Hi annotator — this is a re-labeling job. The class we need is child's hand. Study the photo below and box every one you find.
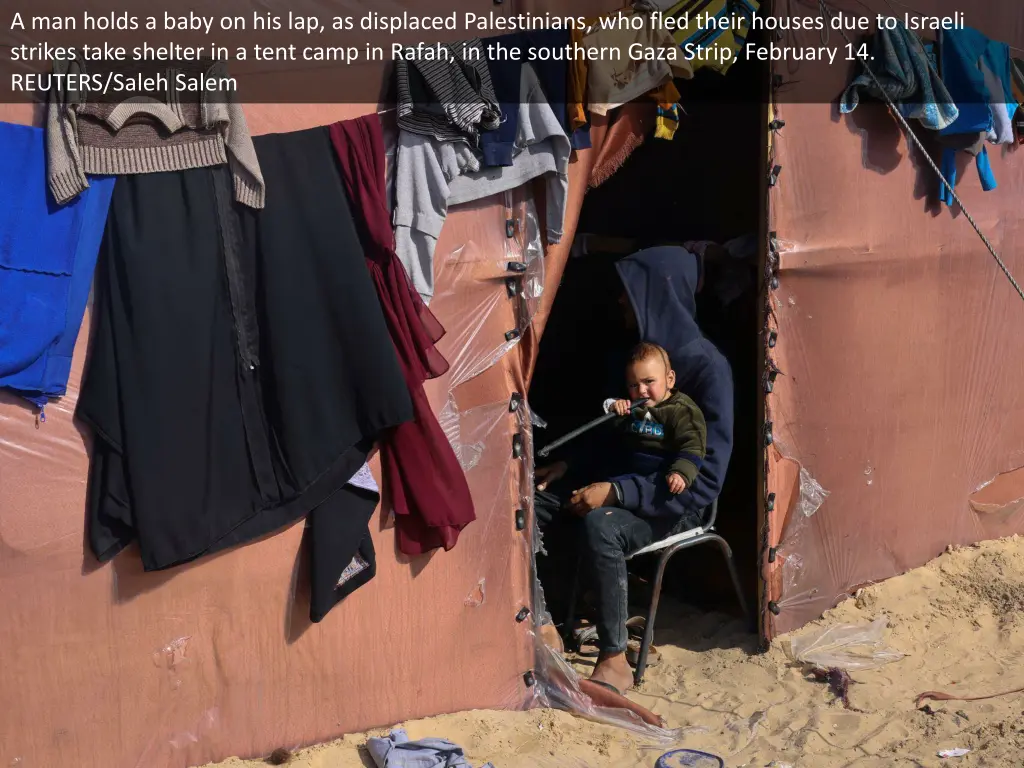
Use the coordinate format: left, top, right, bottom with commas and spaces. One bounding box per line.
612, 399, 632, 416
667, 473, 687, 494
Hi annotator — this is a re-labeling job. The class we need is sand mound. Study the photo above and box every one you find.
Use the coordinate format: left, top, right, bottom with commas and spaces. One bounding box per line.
205, 535, 1024, 768
937, 546, 1024, 626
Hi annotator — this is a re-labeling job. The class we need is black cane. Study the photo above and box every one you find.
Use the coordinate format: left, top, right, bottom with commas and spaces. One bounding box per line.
536, 399, 647, 459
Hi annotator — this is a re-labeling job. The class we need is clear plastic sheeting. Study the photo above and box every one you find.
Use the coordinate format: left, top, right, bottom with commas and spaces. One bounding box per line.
131, 636, 223, 768
780, 553, 805, 600
794, 467, 829, 519
724, 710, 767, 756
783, 617, 904, 672
768, 447, 837, 614
969, 466, 1024, 523
527, 635, 689, 744
442, 400, 519, 474
970, 495, 1024, 518
433, 191, 544, 472
464, 578, 487, 608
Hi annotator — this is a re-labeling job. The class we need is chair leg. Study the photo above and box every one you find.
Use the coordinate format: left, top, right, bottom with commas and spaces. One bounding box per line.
633, 549, 671, 686
708, 534, 750, 624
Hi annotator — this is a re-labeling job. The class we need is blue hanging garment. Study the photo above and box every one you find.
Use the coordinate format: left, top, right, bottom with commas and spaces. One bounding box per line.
0, 121, 115, 408
937, 27, 1014, 205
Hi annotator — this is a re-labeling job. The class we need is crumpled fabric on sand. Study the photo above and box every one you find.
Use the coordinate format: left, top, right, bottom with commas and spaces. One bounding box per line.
366, 728, 495, 768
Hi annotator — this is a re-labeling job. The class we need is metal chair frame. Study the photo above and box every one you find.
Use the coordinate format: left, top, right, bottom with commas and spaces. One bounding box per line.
563, 498, 750, 686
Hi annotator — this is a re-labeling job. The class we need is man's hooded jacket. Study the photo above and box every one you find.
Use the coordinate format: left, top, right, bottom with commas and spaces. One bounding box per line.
611, 246, 735, 522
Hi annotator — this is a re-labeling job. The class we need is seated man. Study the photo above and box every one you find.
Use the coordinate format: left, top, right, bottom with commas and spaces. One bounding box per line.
534, 245, 735, 695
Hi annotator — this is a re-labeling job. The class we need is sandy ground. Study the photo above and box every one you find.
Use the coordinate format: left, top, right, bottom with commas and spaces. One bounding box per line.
206, 536, 1024, 768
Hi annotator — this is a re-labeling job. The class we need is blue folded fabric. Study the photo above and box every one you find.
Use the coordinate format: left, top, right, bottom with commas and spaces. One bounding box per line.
0, 121, 115, 409
839, 21, 958, 131
571, 123, 592, 150
366, 728, 495, 768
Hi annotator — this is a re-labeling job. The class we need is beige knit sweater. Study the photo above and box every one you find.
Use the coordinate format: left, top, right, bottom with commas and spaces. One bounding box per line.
46, 58, 264, 208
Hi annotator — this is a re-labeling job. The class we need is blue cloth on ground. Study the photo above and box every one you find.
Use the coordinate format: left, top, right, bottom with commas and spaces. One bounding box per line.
365, 728, 495, 768
0, 121, 115, 408
937, 27, 1013, 205
839, 21, 958, 131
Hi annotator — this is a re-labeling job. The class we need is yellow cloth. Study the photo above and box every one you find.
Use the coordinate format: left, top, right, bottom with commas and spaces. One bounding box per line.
665, 0, 759, 75
649, 81, 681, 140
655, 104, 681, 140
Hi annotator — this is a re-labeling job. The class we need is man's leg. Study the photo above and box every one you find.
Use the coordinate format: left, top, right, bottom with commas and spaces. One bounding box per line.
533, 489, 576, 651
582, 506, 656, 692
533, 488, 563, 529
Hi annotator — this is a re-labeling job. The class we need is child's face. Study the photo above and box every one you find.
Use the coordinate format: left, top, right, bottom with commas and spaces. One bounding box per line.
626, 357, 676, 407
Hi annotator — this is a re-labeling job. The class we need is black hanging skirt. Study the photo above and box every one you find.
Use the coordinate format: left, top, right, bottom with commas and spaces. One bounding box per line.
79, 127, 413, 621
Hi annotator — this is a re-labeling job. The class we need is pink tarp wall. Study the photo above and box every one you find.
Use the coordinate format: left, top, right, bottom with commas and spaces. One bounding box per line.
0, 85, 620, 764
763, 1, 1024, 637
0, 0, 632, 761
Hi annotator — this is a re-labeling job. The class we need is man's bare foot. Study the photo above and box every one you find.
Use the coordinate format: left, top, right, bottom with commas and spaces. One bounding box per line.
538, 623, 564, 653
589, 651, 633, 694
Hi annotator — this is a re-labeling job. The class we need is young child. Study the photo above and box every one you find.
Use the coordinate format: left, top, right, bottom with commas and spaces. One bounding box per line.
603, 342, 707, 502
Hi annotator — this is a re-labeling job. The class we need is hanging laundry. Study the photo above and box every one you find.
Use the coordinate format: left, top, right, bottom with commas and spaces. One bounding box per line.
648, 81, 684, 140
980, 55, 1017, 145
366, 729, 494, 768
482, 28, 579, 165
1012, 59, 1024, 142
663, 0, 759, 75
46, 58, 263, 207
655, 103, 682, 140
584, 9, 694, 117
308, 486, 382, 622
588, 101, 658, 188
0, 121, 115, 409
567, 28, 592, 149
936, 27, 1015, 205
79, 126, 413, 623
839, 21, 959, 131
329, 115, 476, 557
395, 38, 500, 145
394, 62, 571, 304
569, 8, 683, 148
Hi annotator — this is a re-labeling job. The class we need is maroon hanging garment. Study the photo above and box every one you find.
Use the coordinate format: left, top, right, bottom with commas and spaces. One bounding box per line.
329, 116, 476, 555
